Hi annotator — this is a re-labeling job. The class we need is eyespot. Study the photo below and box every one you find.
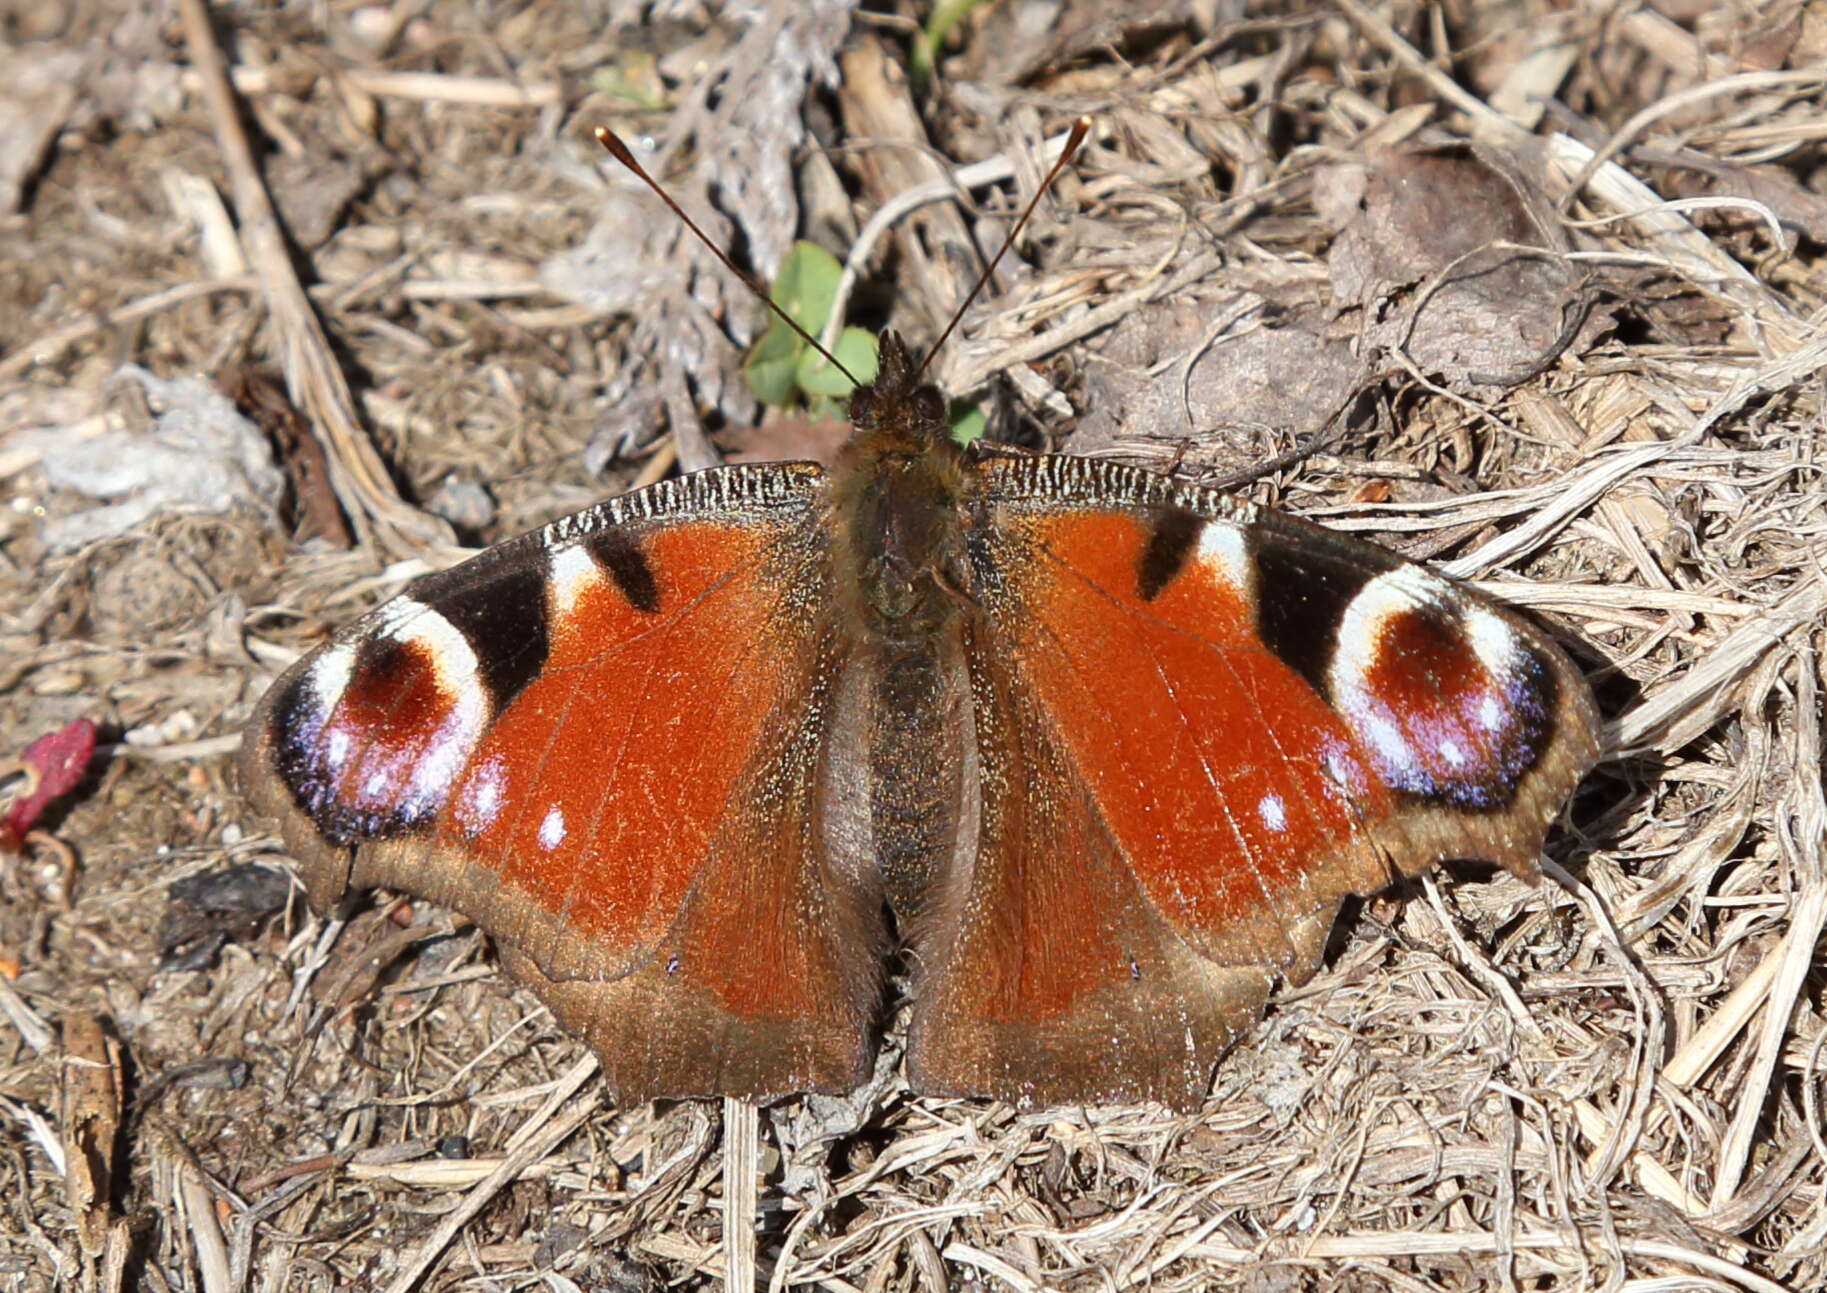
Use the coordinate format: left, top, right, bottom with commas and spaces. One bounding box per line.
912, 386, 945, 423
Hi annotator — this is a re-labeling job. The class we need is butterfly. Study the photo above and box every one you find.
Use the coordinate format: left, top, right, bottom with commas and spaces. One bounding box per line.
240, 314, 1600, 1110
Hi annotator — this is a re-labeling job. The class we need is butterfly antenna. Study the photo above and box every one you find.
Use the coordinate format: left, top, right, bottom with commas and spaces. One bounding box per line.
916, 115, 1092, 379
594, 126, 859, 387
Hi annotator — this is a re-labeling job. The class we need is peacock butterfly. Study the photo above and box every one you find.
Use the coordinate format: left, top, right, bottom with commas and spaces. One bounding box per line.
239, 127, 1600, 1111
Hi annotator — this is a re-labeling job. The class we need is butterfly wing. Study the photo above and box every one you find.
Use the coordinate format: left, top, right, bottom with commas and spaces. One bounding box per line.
241, 465, 886, 1103
906, 453, 1600, 1108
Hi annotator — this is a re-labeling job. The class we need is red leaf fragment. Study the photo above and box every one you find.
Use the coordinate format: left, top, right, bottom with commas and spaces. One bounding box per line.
2, 718, 98, 852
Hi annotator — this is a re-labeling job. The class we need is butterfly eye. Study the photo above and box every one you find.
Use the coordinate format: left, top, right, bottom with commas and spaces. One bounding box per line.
849, 387, 875, 423
912, 387, 945, 424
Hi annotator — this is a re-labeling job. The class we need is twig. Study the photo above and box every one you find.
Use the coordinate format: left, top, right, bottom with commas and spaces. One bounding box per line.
1334, 0, 1800, 343
724, 1098, 759, 1293
176, 0, 449, 554
156, 1127, 233, 1293
946, 251, 1220, 394
181, 64, 560, 108
1556, 69, 1827, 216
327, 69, 559, 108
1440, 440, 1680, 581
102, 734, 241, 765
0, 975, 53, 1053
1611, 574, 1826, 755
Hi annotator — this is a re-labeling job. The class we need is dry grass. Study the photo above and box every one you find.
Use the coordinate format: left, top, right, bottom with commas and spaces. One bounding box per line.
3, 1, 1826, 1290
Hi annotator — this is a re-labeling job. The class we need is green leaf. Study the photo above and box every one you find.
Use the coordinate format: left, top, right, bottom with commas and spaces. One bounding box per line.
910, 0, 996, 89
834, 327, 879, 386
744, 242, 852, 408
949, 402, 987, 444
590, 52, 669, 110
798, 326, 878, 398
743, 320, 802, 407
771, 242, 842, 334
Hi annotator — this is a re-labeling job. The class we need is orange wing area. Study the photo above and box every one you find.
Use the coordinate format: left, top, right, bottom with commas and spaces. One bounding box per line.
974, 507, 1396, 965
241, 467, 886, 1102
906, 455, 1597, 1108
904, 626, 1310, 1107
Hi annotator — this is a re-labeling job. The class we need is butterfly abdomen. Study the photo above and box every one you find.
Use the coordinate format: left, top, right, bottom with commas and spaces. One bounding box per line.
859, 633, 972, 915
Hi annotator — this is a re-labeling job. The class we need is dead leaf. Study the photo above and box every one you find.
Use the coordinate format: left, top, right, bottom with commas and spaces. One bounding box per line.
220, 366, 353, 549
719, 418, 853, 467
157, 862, 293, 972
1322, 143, 1592, 387
1678, 164, 1827, 249
1075, 293, 1356, 469
951, 0, 1192, 87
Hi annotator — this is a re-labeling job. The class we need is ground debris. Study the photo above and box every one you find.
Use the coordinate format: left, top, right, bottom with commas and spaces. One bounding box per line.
1, 2, 1823, 1290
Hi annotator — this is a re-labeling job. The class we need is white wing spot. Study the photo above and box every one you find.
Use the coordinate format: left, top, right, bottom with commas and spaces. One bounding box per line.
1361, 710, 1417, 776
1438, 738, 1466, 767
549, 544, 601, 618
1480, 695, 1504, 731
1195, 523, 1252, 595
538, 805, 566, 850
457, 755, 506, 835
1258, 793, 1287, 832
1464, 605, 1519, 678
473, 769, 501, 819
304, 643, 357, 714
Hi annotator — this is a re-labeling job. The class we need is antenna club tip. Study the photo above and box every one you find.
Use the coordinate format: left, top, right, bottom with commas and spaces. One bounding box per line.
594, 125, 635, 165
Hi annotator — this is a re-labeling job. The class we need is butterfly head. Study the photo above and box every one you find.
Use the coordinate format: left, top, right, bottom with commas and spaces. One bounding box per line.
846, 331, 950, 454
827, 330, 971, 636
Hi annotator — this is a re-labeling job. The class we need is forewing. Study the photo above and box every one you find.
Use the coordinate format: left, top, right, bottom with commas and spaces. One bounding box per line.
907, 453, 1599, 1108
241, 466, 885, 1103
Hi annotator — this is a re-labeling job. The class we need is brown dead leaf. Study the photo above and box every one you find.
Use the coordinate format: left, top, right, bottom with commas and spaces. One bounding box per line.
951, 0, 1192, 87
156, 861, 292, 972
1674, 164, 1827, 249
220, 366, 353, 549
1320, 143, 1592, 387
719, 417, 853, 468
1075, 293, 1356, 469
